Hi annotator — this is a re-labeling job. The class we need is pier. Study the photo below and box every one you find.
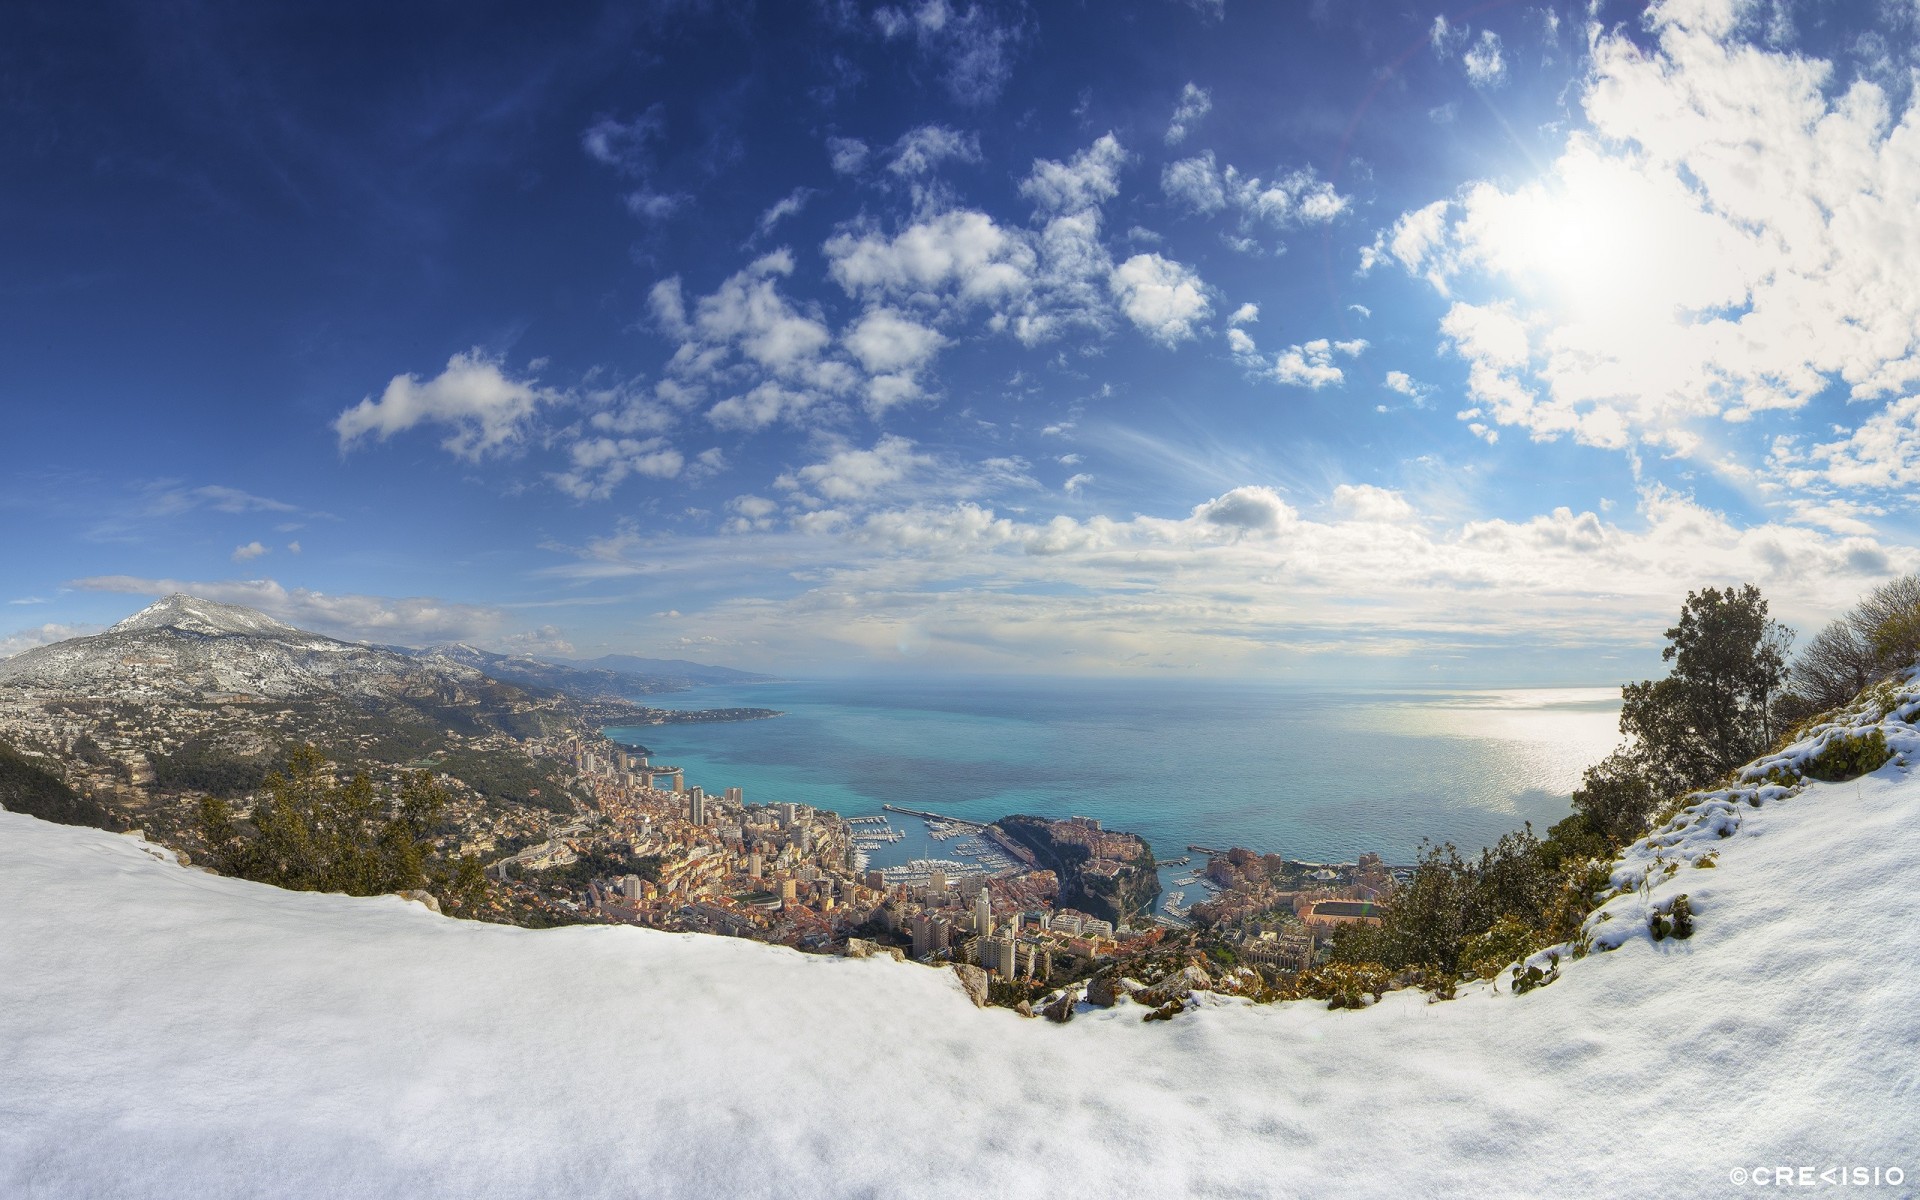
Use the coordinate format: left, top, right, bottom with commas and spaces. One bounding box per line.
1186, 844, 1226, 856
881, 804, 990, 831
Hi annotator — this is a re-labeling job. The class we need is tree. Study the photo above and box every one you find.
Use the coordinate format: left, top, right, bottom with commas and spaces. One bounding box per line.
197, 745, 489, 916
1787, 619, 1879, 714
1856, 575, 1920, 674
1619, 584, 1790, 790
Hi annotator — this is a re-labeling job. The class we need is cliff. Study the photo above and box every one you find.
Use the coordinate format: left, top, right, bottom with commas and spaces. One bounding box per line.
990, 814, 1161, 926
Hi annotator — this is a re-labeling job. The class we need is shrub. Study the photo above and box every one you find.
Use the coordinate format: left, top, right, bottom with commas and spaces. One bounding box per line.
1510, 956, 1558, 995
1293, 962, 1393, 1009
1670, 894, 1694, 939
1803, 729, 1893, 782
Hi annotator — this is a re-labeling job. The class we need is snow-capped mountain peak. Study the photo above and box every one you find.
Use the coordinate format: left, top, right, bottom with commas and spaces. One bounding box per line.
108, 593, 304, 639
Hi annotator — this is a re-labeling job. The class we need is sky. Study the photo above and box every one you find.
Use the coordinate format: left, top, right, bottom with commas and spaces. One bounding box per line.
5, 0, 1920, 683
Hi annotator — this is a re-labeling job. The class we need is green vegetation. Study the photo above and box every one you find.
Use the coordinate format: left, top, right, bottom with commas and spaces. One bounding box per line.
432, 748, 575, 813
0, 741, 123, 831
1313, 574, 1915, 1007
1802, 728, 1893, 782
533, 848, 662, 889
197, 745, 489, 916
150, 737, 275, 798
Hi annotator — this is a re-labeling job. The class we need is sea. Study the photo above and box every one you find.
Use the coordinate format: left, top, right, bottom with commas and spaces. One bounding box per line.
603, 677, 1625, 875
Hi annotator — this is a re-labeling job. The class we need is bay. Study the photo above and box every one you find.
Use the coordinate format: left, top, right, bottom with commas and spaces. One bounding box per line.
605, 676, 1624, 867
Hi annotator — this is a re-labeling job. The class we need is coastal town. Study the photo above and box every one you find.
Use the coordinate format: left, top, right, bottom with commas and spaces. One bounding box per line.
495, 731, 1405, 1008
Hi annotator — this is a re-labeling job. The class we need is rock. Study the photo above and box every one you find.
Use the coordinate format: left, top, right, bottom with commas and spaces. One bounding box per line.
951, 963, 990, 1008
1143, 998, 1185, 1023
397, 889, 441, 914
1043, 987, 1080, 1023
844, 938, 878, 959
1014, 1000, 1035, 1018
1086, 972, 1119, 1008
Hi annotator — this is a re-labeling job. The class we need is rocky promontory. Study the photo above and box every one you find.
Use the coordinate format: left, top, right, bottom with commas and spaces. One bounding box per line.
989, 814, 1160, 926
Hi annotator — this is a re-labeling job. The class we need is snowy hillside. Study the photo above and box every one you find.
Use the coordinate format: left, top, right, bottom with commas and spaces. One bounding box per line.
0, 592, 499, 704
3, 683, 1918, 1198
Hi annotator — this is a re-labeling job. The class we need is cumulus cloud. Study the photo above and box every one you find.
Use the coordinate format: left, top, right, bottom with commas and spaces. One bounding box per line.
1330, 484, 1418, 523
1162, 153, 1227, 214
1164, 82, 1212, 145
333, 350, 561, 461
777, 434, 931, 502
1267, 338, 1365, 389
825, 209, 1035, 308
230, 541, 268, 562
1109, 253, 1212, 345
1161, 151, 1348, 232
552, 436, 685, 501
1464, 30, 1507, 87
1020, 133, 1126, 215
1367, 0, 1920, 476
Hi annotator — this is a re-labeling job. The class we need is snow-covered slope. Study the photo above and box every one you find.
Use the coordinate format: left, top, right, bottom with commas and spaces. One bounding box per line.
3, 686, 1918, 1198
0, 592, 498, 704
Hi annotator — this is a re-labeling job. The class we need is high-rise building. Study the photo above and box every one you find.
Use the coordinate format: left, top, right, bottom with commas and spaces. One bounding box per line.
990, 935, 1017, 976
725, 786, 744, 804
688, 790, 709, 826
974, 887, 993, 938
928, 869, 946, 895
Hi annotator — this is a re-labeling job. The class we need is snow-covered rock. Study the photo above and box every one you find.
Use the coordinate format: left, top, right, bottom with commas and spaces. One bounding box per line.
2, 679, 1918, 1197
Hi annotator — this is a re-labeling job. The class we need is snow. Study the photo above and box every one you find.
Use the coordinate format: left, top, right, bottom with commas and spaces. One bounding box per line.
5, 685, 1920, 1198
109, 593, 304, 639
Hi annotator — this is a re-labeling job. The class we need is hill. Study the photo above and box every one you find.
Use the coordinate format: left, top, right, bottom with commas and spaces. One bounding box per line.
2, 674, 1914, 1196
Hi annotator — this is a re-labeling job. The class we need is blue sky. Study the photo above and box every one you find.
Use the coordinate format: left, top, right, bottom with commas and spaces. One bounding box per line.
5, 0, 1919, 681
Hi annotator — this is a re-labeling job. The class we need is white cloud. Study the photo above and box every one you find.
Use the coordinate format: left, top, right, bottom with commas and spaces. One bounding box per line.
871, 1, 1024, 105
1164, 82, 1213, 145
1464, 31, 1508, 87
552, 436, 685, 501
886, 125, 982, 176
842, 308, 948, 374
754, 188, 816, 240
1109, 254, 1212, 346
1330, 484, 1418, 523
0, 623, 102, 659
1162, 153, 1227, 214
1194, 485, 1296, 535
1020, 133, 1126, 215
1163, 152, 1348, 229
230, 541, 268, 563
827, 137, 870, 175
1268, 338, 1364, 389
333, 350, 560, 461
1374, 1, 1920, 469
825, 209, 1035, 308
1228, 303, 1259, 326
1063, 472, 1093, 495
535, 473, 1917, 672
581, 107, 666, 177
143, 485, 298, 517
779, 434, 930, 502
286, 541, 302, 554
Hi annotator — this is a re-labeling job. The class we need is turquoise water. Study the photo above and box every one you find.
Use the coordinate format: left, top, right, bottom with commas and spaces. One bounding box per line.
605, 677, 1624, 865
